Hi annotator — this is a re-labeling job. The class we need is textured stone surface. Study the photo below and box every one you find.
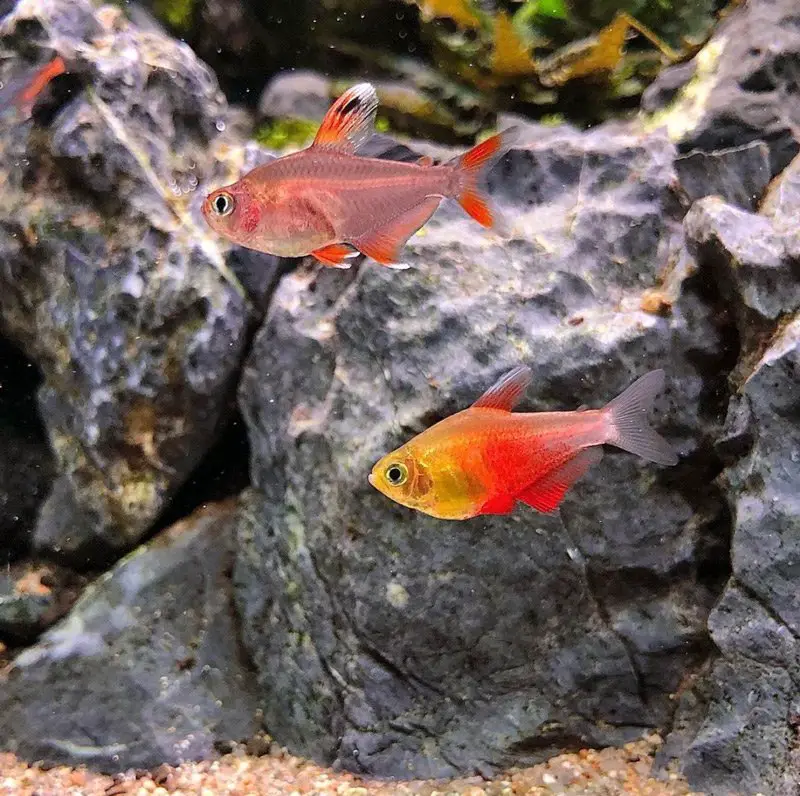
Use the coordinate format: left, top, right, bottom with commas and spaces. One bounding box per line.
642, 0, 800, 177
674, 141, 771, 211
3, 0, 800, 791
233, 123, 730, 779
0, 0, 279, 563
0, 500, 260, 772
660, 147, 800, 796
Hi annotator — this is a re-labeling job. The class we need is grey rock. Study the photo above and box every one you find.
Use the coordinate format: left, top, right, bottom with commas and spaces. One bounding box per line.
0, 0, 281, 563
683, 184, 800, 386
674, 142, 771, 210
642, 0, 800, 177
233, 125, 730, 778
640, 61, 697, 113
660, 142, 800, 794
671, 318, 800, 796
258, 70, 332, 122
0, 500, 260, 772
685, 197, 800, 323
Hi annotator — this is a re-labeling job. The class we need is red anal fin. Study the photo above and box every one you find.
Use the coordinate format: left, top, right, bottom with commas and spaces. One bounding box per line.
354, 196, 441, 266
517, 448, 603, 513
478, 493, 516, 515
311, 243, 359, 268
312, 83, 378, 153
472, 365, 532, 411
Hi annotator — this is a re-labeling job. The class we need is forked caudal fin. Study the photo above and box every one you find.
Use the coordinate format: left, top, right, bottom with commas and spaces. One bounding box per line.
604, 369, 678, 466
449, 126, 519, 230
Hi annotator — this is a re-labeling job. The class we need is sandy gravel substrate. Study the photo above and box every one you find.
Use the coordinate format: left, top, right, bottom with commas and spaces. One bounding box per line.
0, 736, 701, 796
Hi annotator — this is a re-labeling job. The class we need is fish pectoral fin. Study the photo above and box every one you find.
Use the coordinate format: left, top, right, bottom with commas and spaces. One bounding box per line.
311, 243, 360, 268
472, 365, 532, 411
313, 83, 378, 153
478, 493, 517, 515
353, 196, 441, 265
517, 448, 603, 513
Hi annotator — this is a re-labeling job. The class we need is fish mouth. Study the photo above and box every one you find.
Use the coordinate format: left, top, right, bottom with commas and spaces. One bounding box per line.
368, 473, 376, 489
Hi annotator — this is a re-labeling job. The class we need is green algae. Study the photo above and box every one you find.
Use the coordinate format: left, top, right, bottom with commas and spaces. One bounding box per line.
254, 118, 319, 151
152, 0, 196, 31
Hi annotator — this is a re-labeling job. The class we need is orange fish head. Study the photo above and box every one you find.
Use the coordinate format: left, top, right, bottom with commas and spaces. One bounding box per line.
202, 181, 261, 245
369, 448, 434, 513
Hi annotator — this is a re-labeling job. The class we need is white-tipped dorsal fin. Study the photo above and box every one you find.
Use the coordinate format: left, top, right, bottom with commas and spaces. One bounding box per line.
312, 82, 378, 153
472, 365, 532, 411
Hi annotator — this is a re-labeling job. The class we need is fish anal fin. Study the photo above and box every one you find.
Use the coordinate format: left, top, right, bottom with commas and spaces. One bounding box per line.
354, 196, 441, 265
518, 448, 603, 513
479, 493, 516, 515
312, 83, 378, 153
311, 243, 359, 268
472, 365, 532, 411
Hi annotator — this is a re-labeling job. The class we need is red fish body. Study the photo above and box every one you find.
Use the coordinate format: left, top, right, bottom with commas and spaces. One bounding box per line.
370, 367, 678, 520
203, 82, 517, 268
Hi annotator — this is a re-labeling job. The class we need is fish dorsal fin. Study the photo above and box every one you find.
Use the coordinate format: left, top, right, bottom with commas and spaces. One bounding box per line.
313, 83, 378, 153
472, 365, 532, 411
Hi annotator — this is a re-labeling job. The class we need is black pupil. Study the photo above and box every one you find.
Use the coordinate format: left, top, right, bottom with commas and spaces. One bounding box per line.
215, 195, 228, 214
388, 466, 402, 483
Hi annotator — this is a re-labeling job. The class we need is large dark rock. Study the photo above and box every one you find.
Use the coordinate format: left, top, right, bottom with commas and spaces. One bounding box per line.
0, 500, 260, 772
660, 149, 800, 796
642, 0, 800, 177
0, 0, 280, 564
232, 123, 732, 779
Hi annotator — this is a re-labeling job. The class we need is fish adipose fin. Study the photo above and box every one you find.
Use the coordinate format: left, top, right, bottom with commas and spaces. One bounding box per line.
311, 243, 359, 268
518, 448, 603, 513
354, 196, 441, 266
449, 126, 519, 230
313, 83, 378, 154
472, 365, 532, 411
604, 369, 679, 466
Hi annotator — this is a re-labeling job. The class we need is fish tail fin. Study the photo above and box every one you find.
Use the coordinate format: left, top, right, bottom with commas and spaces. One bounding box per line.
603, 369, 678, 466
449, 126, 519, 230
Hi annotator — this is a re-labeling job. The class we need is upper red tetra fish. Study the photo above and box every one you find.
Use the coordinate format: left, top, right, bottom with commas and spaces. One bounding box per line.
369, 367, 678, 520
0, 56, 67, 122
202, 82, 518, 268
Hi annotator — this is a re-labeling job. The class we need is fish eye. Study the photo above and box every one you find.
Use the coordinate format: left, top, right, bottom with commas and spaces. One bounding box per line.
385, 462, 408, 486
212, 192, 234, 216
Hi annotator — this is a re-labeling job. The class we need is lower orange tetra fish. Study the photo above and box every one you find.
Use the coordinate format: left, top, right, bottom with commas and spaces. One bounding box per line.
203, 82, 517, 269
369, 367, 678, 520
